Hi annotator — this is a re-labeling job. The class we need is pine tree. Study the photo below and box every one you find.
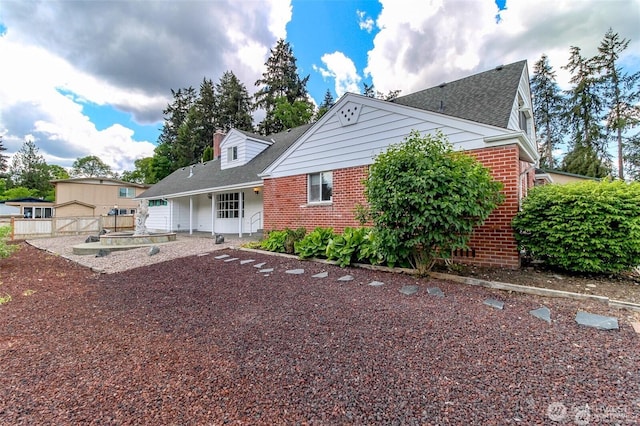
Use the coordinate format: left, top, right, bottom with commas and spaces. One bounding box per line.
8, 140, 52, 197
0, 135, 9, 175
530, 54, 566, 169
593, 28, 640, 179
315, 89, 335, 120
215, 71, 254, 132
561, 46, 609, 177
254, 39, 312, 135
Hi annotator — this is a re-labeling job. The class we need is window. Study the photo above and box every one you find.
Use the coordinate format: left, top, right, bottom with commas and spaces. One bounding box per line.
149, 199, 168, 207
216, 192, 242, 218
23, 206, 52, 218
308, 171, 333, 203
119, 187, 136, 198
227, 146, 238, 161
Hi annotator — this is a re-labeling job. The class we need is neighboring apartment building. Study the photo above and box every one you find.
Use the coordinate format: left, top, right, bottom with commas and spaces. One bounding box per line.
51, 177, 150, 217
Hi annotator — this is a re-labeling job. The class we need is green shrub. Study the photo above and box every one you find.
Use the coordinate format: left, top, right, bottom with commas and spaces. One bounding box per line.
512, 180, 640, 273
0, 225, 17, 259
261, 228, 307, 254
364, 130, 504, 274
295, 227, 335, 259
325, 227, 369, 267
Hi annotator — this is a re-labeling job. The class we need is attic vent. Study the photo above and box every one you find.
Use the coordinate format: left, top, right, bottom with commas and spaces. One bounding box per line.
337, 102, 362, 127
188, 166, 193, 178
495, 65, 504, 71
438, 82, 447, 88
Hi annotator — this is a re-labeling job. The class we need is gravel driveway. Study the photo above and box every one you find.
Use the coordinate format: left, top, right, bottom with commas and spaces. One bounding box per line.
1, 241, 639, 424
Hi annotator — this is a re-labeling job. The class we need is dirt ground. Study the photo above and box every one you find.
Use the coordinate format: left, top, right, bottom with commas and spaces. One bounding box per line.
1, 242, 639, 424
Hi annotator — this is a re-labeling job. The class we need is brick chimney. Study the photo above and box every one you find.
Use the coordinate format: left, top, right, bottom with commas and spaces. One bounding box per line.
213, 129, 225, 159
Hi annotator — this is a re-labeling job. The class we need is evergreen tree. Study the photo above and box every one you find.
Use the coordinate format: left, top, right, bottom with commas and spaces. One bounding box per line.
8, 140, 52, 197
0, 135, 8, 175
315, 89, 335, 120
196, 78, 217, 156
560, 143, 610, 178
215, 71, 254, 132
362, 82, 401, 100
530, 54, 565, 169
254, 39, 312, 134
593, 28, 640, 179
561, 46, 609, 177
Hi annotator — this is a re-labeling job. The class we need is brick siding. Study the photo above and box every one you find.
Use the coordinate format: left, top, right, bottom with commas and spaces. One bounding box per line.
263, 144, 533, 269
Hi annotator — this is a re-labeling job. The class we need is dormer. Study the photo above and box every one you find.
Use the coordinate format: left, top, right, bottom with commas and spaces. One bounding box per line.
220, 129, 273, 170
507, 66, 536, 144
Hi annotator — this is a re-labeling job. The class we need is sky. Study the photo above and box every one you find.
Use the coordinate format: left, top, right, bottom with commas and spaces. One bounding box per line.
0, 0, 639, 174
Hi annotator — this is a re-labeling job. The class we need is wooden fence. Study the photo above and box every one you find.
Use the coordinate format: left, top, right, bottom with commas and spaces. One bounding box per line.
9, 215, 134, 240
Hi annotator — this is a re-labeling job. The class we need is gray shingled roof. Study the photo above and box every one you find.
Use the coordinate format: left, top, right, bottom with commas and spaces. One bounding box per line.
392, 60, 526, 128
138, 124, 312, 199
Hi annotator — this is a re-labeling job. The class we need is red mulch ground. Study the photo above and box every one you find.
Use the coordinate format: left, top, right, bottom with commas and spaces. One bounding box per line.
1, 243, 639, 424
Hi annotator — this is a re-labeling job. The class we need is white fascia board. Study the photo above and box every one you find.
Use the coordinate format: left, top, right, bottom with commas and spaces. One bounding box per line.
484, 131, 539, 163
146, 181, 263, 199
220, 129, 272, 149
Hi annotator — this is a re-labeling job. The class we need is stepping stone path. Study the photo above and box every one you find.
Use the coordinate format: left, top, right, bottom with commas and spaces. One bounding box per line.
211, 253, 624, 333
484, 299, 504, 310
575, 311, 619, 330
399, 285, 419, 296
427, 287, 444, 297
530, 306, 551, 324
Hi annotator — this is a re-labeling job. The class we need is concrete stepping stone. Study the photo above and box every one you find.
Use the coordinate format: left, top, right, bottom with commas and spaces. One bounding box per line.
631, 322, 640, 334
484, 299, 504, 310
312, 272, 328, 278
337, 275, 354, 282
214, 254, 230, 259
368, 281, 384, 287
197, 253, 211, 257
258, 268, 274, 274
253, 262, 267, 268
530, 306, 551, 324
575, 311, 619, 330
240, 259, 255, 265
223, 257, 239, 262
427, 287, 444, 297
399, 285, 419, 296
286, 269, 305, 275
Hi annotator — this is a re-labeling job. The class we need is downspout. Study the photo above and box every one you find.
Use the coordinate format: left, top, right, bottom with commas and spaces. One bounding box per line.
211, 193, 215, 236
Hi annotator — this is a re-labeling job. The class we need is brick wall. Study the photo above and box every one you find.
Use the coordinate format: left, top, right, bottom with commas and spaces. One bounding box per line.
263, 144, 533, 269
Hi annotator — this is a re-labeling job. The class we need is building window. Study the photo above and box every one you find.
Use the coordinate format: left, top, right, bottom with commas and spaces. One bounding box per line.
23, 206, 52, 218
149, 199, 168, 207
227, 146, 238, 161
216, 192, 242, 218
119, 187, 136, 198
308, 171, 333, 203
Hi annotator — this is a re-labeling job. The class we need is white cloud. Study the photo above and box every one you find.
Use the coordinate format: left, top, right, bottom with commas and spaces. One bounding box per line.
315, 52, 362, 97
357, 9, 375, 33
365, 0, 640, 95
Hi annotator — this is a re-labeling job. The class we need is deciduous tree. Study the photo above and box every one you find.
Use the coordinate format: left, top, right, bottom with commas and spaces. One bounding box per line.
71, 155, 114, 178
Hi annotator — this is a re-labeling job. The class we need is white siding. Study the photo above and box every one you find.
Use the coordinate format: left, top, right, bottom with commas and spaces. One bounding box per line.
173, 198, 191, 232
220, 131, 271, 170
146, 204, 171, 232
265, 95, 507, 179
194, 194, 213, 232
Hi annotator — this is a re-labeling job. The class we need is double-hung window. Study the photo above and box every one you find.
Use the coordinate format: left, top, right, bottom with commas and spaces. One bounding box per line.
119, 187, 136, 198
227, 146, 238, 161
308, 171, 332, 203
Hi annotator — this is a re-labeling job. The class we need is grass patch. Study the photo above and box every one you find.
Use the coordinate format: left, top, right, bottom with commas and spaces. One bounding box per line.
22, 289, 36, 296
0, 294, 12, 305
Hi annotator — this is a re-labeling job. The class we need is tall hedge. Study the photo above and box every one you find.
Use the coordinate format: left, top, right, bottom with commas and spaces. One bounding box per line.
512, 180, 640, 273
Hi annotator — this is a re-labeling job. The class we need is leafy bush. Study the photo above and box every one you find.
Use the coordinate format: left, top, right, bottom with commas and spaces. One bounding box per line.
295, 227, 335, 259
0, 225, 18, 259
512, 180, 640, 273
364, 130, 504, 275
261, 228, 307, 254
325, 227, 369, 267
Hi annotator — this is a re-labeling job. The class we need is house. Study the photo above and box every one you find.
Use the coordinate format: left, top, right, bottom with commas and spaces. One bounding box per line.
534, 168, 599, 186
51, 177, 150, 217
0, 201, 22, 225
2, 197, 55, 219
140, 60, 538, 268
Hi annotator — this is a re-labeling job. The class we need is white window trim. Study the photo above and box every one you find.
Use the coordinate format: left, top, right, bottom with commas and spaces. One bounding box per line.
307, 171, 333, 204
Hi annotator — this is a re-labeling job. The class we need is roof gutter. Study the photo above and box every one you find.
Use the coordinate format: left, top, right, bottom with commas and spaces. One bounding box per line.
136, 180, 264, 200
484, 131, 539, 163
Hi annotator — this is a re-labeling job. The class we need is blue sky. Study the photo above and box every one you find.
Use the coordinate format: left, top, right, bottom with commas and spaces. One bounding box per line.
0, 0, 638, 173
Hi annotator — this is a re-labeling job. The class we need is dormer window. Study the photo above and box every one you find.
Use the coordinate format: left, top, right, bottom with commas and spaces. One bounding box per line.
227, 146, 238, 161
